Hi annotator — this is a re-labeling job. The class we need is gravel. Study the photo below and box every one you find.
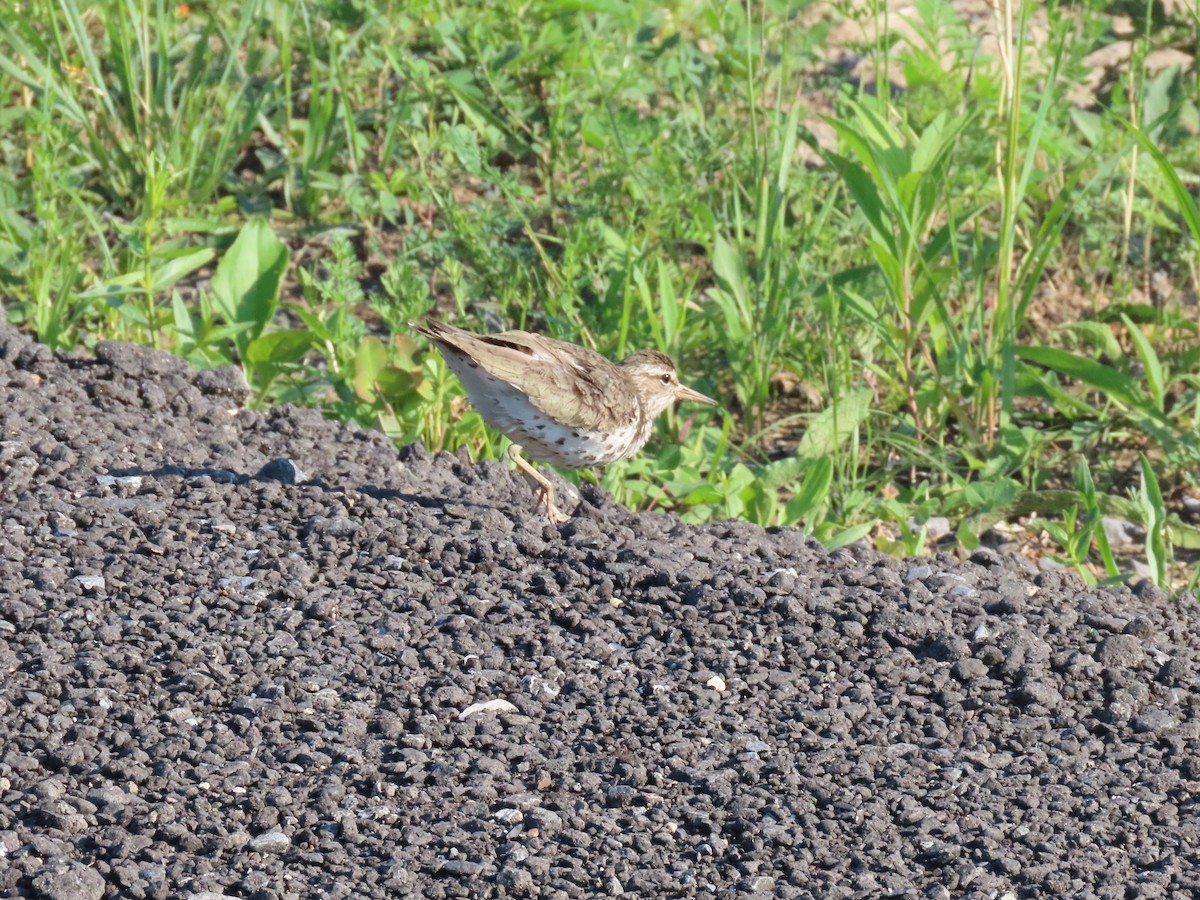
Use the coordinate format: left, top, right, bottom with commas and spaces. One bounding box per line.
2, 325, 1199, 899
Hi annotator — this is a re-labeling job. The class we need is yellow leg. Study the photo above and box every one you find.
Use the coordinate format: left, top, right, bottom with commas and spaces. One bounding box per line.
507, 444, 570, 524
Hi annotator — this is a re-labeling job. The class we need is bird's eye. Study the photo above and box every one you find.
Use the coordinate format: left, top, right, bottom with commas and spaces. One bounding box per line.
660, 373, 673, 385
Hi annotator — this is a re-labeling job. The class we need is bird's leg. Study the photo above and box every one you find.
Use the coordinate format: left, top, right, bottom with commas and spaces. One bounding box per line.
506, 443, 570, 524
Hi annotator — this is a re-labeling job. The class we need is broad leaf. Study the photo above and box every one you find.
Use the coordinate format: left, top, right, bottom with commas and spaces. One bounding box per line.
211, 219, 289, 353
796, 388, 872, 460
244, 330, 313, 365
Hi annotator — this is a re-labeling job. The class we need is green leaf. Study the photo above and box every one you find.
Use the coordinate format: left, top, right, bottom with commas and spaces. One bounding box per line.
392, 334, 422, 370
1008, 489, 1140, 520
354, 336, 389, 402
293, 307, 334, 343
711, 235, 749, 324
1075, 457, 1119, 579
821, 146, 896, 259
540, 0, 630, 14
656, 258, 683, 348
374, 366, 418, 400
1069, 109, 1103, 146
244, 330, 313, 365
441, 70, 533, 155
796, 388, 872, 460
171, 291, 196, 342
1120, 314, 1165, 413
681, 484, 724, 506
1015, 365, 1100, 417
151, 247, 215, 292
1016, 345, 1142, 409
1018, 346, 1179, 451
783, 457, 833, 523
960, 478, 1021, 511
1169, 522, 1200, 551
1039, 519, 1070, 546
1141, 66, 1178, 137
823, 520, 874, 552
581, 112, 609, 150
1137, 454, 1168, 588
1116, 112, 1200, 244
724, 463, 757, 496
1065, 321, 1122, 361
211, 219, 289, 351
110, 297, 150, 327
955, 518, 981, 551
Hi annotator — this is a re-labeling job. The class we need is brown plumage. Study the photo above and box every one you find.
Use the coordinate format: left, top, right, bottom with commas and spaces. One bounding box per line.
411, 318, 715, 523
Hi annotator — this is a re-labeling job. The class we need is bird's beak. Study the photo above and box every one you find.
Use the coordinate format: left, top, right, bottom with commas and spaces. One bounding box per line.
676, 384, 718, 406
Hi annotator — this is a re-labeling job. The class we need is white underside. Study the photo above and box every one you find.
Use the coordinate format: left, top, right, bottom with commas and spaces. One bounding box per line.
442, 351, 641, 467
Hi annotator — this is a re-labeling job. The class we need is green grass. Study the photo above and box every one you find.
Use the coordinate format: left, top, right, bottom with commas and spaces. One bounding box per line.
2, 0, 1199, 591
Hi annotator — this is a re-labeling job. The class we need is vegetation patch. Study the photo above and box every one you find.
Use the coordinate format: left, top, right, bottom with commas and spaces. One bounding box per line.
1, 0, 1198, 589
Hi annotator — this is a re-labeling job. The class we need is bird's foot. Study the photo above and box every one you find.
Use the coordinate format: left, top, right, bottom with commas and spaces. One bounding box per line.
508, 443, 571, 524
535, 485, 571, 525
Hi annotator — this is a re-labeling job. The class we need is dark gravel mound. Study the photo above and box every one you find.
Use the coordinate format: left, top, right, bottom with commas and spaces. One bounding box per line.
2, 326, 1199, 900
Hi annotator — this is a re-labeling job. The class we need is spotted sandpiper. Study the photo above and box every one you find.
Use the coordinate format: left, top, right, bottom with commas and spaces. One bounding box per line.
410, 318, 716, 523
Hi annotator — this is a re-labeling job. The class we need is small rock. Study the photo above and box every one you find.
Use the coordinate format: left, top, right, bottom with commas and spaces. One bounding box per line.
1015, 679, 1062, 710
907, 517, 951, 540
951, 658, 988, 681
705, 674, 726, 691
738, 875, 775, 894
605, 784, 637, 806
905, 564, 933, 583
1101, 516, 1137, 547
1123, 617, 1154, 638
1095, 634, 1145, 668
31, 859, 105, 900
248, 830, 290, 854
1133, 709, 1178, 734
1131, 560, 1156, 583
969, 548, 1004, 567
95, 474, 143, 489
524, 807, 563, 835
1132, 579, 1170, 604
70, 575, 105, 593
439, 859, 482, 877
307, 516, 357, 537
86, 787, 134, 808
217, 576, 257, 592
458, 699, 518, 720
254, 458, 308, 485
496, 867, 533, 893
497, 842, 529, 863
194, 365, 250, 402
766, 568, 797, 590
519, 674, 560, 699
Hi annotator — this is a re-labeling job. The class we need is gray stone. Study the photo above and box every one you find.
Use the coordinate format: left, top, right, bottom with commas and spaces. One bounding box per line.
31, 859, 104, 900
247, 830, 290, 854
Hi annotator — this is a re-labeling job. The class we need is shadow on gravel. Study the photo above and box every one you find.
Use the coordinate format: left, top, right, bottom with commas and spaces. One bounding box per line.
105, 462, 482, 516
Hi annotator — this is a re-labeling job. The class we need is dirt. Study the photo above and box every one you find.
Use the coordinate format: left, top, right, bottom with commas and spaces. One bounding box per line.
2, 325, 1200, 899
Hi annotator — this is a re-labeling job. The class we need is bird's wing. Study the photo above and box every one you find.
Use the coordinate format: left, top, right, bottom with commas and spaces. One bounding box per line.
415, 320, 637, 432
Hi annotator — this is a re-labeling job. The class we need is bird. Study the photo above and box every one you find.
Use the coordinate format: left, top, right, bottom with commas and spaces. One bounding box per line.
410, 317, 716, 523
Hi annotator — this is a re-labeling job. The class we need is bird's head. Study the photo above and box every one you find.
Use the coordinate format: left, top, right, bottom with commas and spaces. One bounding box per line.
619, 350, 717, 418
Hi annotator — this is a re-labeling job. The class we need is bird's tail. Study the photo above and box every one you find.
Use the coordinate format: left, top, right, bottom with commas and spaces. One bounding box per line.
408, 317, 452, 341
